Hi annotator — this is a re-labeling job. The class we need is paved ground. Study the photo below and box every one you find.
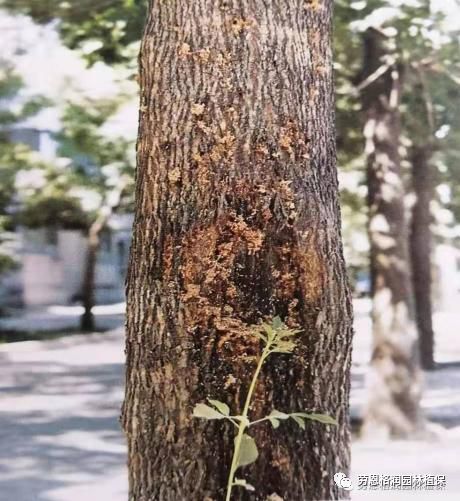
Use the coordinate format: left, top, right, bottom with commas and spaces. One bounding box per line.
0, 303, 125, 333
0, 330, 127, 501
1, 301, 459, 500
350, 302, 460, 500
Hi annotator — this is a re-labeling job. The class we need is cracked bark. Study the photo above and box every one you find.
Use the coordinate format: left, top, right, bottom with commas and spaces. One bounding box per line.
122, 1, 353, 499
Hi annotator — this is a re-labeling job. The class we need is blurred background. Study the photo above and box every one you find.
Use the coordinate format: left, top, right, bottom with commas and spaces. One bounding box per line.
0, 0, 459, 500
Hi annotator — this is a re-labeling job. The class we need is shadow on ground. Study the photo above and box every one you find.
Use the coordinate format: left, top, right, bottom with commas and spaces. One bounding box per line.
2, 301, 460, 500
350, 300, 460, 499
0, 330, 127, 501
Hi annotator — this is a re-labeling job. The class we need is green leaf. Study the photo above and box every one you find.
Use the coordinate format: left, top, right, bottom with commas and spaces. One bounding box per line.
272, 316, 284, 330
271, 340, 296, 353
233, 478, 255, 491
251, 331, 268, 344
261, 323, 275, 341
193, 403, 225, 420
277, 328, 302, 339
291, 415, 305, 429
267, 409, 287, 428
268, 409, 290, 420
269, 417, 280, 429
236, 434, 259, 468
294, 412, 337, 425
207, 399, 230, 416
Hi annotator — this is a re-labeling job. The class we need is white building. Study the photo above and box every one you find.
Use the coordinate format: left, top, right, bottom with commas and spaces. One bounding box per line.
0, 215, 132, 309
0, 123, 133, 309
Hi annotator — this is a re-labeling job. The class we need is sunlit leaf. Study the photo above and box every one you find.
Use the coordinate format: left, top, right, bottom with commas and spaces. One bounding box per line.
193, 403, 225, 420
291, 415, 305, 429
277, 328, 302, 339
236, 434, 259, 468
266, 409, 289, 428
271, 340, 296, 353
269, 417, 280, 429
251, 332, 268, 344
261, 323, 275, 340
208, 398, 230, 416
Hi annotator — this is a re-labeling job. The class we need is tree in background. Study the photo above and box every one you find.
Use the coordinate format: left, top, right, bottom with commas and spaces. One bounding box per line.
334, 0, 460, 434
122, 1, 353, 498
59, 101, 134, 330
0, 68, 24, 276
0, 78, 134, 327
405, 70, 438, 371
2, 0, 146, 66
0, 61, 50, 279
359, 25, 423, 438
0, 6, 138, 329
334, 1, 370, 289
405, 26, 460, 369
436, 87, 460, 228
334, 0, 425, 437
409, 142, 436, 369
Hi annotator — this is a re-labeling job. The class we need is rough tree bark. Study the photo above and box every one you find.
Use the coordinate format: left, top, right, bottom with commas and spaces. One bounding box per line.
360, 28, 423, 438
410, 144, 436, 370
123, 1, 353, 500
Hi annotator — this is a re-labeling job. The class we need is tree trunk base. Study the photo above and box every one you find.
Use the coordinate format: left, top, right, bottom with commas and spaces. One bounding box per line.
422, 359, 436, 371
80, 311, 95, 332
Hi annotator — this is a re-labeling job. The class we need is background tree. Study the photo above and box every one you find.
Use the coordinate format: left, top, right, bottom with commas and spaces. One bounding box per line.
405, 69, 439, 371
358, 25, 423, 438
334, 0, 460, 433
0, 61, 50, 278
399, 1, 460, 370
2, 0, 146, 66
0, 67, 24, 277
2, 85, 135, 330
409, 142, 436, 370
334, 0, 424, 436
122, 1, 353, 499
57, 101, 134, 330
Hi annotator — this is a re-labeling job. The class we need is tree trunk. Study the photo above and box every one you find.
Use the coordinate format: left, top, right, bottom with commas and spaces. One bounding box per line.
123, 2, 353, 500
80, 184, 126, 332
410, 146, 436, 370
80, 219, 103, 332
360, 28, 423, 438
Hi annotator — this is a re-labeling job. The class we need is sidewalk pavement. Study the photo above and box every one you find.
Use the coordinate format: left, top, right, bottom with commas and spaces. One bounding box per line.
1, 301, 460, 500
0, 303, 125, 333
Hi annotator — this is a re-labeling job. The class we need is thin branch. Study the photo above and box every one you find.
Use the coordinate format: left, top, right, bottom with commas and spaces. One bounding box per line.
355, 61, 393, 93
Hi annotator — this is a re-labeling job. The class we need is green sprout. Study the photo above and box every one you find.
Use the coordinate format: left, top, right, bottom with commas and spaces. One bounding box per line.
193, 316, 337, 500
